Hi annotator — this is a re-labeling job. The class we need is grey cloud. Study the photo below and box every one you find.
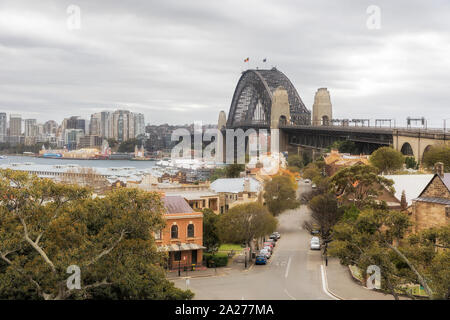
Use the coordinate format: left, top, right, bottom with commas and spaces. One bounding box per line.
0, 0, 449, 127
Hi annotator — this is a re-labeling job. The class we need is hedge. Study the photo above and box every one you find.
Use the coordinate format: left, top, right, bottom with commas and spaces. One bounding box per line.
203, 252, 229, 268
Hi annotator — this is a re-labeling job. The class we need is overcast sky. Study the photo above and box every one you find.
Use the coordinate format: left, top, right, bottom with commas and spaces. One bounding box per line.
0, 0, 449, 127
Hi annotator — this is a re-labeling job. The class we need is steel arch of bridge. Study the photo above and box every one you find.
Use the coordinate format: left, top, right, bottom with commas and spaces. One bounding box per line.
227, 68, 311, 128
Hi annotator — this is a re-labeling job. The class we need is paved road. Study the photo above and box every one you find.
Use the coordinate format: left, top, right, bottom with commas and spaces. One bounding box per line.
173, 181, 333, 300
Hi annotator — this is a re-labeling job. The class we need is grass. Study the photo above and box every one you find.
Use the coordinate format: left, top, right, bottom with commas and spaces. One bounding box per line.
218, 243, 243, 252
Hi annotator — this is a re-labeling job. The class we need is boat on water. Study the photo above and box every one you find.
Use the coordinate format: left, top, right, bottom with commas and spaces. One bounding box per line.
0, 155, 7, 159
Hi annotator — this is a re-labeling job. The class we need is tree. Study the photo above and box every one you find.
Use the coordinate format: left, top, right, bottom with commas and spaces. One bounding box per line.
225, 164, 245, 178
329, 208, 435, 299
217, 203, 277, 249
308, 193, 341, 242
403, 225, 450, 299
202, 208, 221, 253
369, 147, 404, 174
0, 169, 193, 300
118, 138, 139, 153
329, 164, 394, 209
405, 157, 417, 170
263, 175, 300, 216
423, 145, 450, 172
287, 154, 304, 172
327, 140, 358, 154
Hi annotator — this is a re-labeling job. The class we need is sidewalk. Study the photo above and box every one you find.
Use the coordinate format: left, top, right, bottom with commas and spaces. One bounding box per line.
166, 267, 228, 280
325, 257, 407, 300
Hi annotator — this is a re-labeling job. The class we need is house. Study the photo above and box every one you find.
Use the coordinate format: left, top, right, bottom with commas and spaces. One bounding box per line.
383, 174, 434, 207
156, 196, 206, 270
324, 150, 370, 176
411, 163, 450, 232
210, 177, 263, 213
165, 190, 220, 214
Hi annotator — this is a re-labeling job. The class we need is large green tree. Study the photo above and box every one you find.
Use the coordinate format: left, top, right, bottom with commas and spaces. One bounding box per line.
217, 203, 277, 248
329, 164, 394, 209
329, 208, 436, 299
263, 175, 300, 216
423, 145, 450, 171
202, 208, 221, 253
369, 147, 404, 174
0, 169, 192, 300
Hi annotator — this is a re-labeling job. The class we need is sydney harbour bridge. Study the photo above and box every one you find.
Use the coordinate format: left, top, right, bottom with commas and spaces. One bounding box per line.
219, 68, 448, 163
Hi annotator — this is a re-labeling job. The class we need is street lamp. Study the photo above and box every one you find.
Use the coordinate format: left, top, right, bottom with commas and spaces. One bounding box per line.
177, 242, 182, 277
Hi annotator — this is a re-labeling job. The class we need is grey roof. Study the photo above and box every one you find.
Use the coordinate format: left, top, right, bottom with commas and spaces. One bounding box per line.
210, 177, 262, 194
383, 174, 434, 205
442, 173, 450, 191
413, 197, 450, 205
163, 196, 194, 214
165, 190, 218, 200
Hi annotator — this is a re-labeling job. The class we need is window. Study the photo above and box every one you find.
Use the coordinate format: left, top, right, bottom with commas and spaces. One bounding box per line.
187, 224, 195, 238
171, 225, 178, 239
154, 230, 162, 240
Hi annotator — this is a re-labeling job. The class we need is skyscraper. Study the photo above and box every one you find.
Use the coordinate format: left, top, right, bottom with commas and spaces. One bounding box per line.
0, 113, 6, 143
9, 114, 22, 136
134, 113, 145, 137
112, 110, 134, 142
24, 119, 37, 137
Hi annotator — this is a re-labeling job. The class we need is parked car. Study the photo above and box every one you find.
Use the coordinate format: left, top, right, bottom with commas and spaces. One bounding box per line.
264, 242, 274, 249
273, 232, 281, 239
255, 255, 267, 265
260, 249, 271, 259
304, 179, 311, 184
267, 239, 276, 247
263, 245, 272, 253
269, 233, 278, 241
310, 237, 321, 250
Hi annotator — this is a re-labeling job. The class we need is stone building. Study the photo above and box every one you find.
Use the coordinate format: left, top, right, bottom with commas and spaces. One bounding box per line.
411, 163, 450, 232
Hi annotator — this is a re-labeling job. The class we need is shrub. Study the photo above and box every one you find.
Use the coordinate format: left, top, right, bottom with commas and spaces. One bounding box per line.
203, 252, 229, 268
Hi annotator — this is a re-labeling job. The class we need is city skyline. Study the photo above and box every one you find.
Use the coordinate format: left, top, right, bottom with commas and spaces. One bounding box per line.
0, 1, 449, 127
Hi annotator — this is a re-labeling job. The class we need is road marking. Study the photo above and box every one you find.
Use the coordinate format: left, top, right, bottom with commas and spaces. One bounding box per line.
285, 256, 292, 278
320, 265, 341, 300
284, 288, 296, 300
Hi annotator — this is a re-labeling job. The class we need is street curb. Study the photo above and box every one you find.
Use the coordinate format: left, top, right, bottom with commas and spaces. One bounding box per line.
321, 263, 344, 300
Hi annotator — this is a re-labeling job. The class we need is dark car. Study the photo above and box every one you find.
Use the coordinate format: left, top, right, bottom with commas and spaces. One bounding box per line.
269, 233, 278, 241
255, 255, 267, 265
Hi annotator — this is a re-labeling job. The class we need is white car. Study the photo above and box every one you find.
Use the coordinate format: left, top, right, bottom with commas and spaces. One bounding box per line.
310, 237, 321, 250
263, 245, 272, 253
260, 248, 271, 259
304, 179, 311, 184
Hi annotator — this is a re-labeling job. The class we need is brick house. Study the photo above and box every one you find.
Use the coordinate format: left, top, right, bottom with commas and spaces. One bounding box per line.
156, 196, 205, 270
324, 150, 370, 176
411, 163, 450, 233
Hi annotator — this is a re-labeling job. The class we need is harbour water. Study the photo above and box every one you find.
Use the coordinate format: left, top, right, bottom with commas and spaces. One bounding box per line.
0, 156, 157, 169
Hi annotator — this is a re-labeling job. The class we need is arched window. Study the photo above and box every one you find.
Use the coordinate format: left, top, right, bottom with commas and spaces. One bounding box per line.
171, 225, 178, 239
187, 224, 195, 238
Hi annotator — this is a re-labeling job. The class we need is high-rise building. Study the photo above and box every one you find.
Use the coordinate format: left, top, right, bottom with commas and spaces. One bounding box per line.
0, 113, 6, 143
9, 114, 22, 136
89, 113, 101, 136
134, 113, 145, 137
65, 129, 85, 150
24, 119, 37, 137
65, 116, 86, 133
44, 120, 58, 135
112, 110, 135, 142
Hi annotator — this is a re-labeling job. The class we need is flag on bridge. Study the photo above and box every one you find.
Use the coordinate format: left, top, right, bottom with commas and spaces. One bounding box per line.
244, 57, 249, 63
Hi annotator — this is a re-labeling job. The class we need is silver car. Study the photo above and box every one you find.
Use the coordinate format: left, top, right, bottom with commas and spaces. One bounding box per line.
310, 237, 320, 250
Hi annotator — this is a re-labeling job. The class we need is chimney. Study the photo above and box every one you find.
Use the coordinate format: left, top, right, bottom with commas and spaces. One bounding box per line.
434, 162, 444, 178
